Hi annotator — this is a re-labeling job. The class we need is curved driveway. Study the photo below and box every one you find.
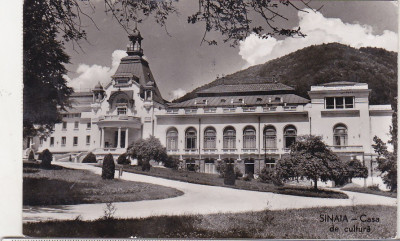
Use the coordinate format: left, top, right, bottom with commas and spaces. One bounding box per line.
23, 162, 396, 222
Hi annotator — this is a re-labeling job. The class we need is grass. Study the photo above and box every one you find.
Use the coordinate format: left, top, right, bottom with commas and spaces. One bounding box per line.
123, 166, 348, 199
342, 186, 396, 198
23, 163, 183, 206
23, 205, 395, 239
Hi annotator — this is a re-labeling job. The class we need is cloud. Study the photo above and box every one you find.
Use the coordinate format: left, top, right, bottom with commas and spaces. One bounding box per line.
239, 10, 398, 67
65, 50, 127, 91
170, 88, 187, 100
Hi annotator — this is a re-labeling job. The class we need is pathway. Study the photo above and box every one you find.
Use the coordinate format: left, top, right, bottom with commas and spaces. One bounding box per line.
23, 162, 396, 222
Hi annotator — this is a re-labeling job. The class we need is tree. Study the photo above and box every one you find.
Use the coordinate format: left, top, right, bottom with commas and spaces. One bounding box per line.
117, 153, 131, 165
40, 149, 53, 168
127, 136, 168, 171
102, 153, 115, 179
28, 150, 35, 161
282, 135, 344, 190
24, 0, 74, 137
224, 164, 236, 185
346, 159, 368, 181
372, 136, 397, 192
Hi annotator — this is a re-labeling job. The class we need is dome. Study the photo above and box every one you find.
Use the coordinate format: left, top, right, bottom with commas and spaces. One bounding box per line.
93, 82, 103, 91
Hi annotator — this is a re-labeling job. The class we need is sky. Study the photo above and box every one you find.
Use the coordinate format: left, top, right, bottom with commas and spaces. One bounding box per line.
64, 1, 398, 101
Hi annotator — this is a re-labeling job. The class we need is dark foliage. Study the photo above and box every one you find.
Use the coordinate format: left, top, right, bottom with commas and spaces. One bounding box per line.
102, 154, 115, 179
117, 153, 130, 165
28, 150, 35, 161
259, 167, 283, 186
224, 164, 236, 185
346, 159, 368, 180
373, 136, 397, 192
174, 43, 397, 107
164, 156, 180, 169
23, 0, 74, 137
40, 149, 53, 168
82, 152, 97, 163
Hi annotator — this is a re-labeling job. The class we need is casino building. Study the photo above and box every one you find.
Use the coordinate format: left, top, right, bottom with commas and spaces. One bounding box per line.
26, 29, 393, 176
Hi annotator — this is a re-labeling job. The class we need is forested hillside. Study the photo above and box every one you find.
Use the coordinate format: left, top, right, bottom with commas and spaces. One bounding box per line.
175, 43, 397, 106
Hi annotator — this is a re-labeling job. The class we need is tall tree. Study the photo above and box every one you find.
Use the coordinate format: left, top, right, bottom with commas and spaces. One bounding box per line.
23, 0, 74, 137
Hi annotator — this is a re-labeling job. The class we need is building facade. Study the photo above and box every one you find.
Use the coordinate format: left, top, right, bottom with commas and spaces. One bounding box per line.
29, 30, 393, 176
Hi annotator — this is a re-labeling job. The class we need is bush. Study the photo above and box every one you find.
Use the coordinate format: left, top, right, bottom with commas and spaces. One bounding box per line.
368, 184, 381, 191
259, 167, 283, 186
117, 153, 130, 165
102, 154, 115, 179
40, 149, 52, 168
216, 161, 226, 178
164, 156, 180, 169
224, 164, 236, 185
82, 152, 97, 163
28, 150, 35, 161
346, 159, 368, 180
141, 160, 151, 171
235, 167, 243, 179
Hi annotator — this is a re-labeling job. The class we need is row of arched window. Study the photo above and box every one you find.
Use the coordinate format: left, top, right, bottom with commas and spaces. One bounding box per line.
166, 123, 348, 151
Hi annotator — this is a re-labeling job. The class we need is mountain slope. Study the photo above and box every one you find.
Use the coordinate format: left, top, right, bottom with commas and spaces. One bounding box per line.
174, 43, 397, 106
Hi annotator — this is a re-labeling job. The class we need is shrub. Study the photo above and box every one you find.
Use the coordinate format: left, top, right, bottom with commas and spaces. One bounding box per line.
234, 166, 243, 179
216, 161, 226, 178
40, 149, 52, 168
224, 164, 236, 185
346, 159, 368, 180
259, 167, 283, 186
82, 152, 97, 163
117, 153, 131, 165
141, 160, 151, 171
28, 150, 35, 161
164, 156, 180, 169
102, 154, 115, 179
368, 184, 381, 191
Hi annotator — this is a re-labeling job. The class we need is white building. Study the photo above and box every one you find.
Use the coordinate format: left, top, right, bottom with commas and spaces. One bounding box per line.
28, 30, 393, 176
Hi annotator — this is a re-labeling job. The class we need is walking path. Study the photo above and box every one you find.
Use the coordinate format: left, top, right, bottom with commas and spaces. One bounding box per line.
23, 162, 396, 222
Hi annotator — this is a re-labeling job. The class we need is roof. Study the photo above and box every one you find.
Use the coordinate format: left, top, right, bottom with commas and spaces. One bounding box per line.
168, 94, 309, 108
198, 83, 294, 94
112, 55, 166, 104
61, 106, 92, 113
321, 81, 359, 86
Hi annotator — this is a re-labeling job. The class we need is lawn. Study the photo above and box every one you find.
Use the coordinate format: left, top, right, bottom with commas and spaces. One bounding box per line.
23, 205, 395, 239
23, 163, 183, 206
341, 186, 396, 198
123, 166, 348, 199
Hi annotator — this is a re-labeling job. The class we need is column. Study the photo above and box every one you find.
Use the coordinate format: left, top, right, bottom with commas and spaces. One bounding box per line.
125, 128, 129, 149
100, 128, 104, 148
117, 127, 121, 148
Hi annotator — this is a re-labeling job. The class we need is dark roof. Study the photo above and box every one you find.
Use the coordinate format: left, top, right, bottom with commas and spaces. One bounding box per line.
168, 94, 309, 108
198, 83, 294, 94
112, 55, 166, 104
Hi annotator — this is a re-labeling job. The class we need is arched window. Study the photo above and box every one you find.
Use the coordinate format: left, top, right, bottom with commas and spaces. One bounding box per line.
333, 124, 348, 146
264, 126, 277, 149
223, 126, 236, 149
204, 127, 216, 149
243, 126, 256, 149
284, 125, 297, 149
166, 128, 178, 151
185, 127, 197, 150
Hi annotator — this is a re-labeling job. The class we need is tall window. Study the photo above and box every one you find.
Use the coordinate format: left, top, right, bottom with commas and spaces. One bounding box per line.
73, 137, 78, 146
62, 122, 67, 130
223, 126, 236, 149
74, 121, 79, 129
264, 126, 277, 149
50, 137, 54, 147
87, 122, 91, 129
243, 126, 256, 149
185, 127, 197, 150
284, 125, 297, 149
333, 124, 348, 146
204, 127, 216, 149
86, 135, 91, 145
166, 128, 178, 151
61, 137, 66, 146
